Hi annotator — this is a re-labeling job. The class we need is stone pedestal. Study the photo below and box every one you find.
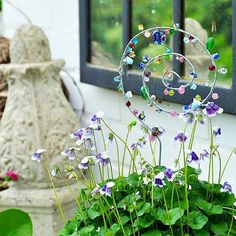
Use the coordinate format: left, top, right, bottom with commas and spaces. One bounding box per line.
0, 183, 82, 236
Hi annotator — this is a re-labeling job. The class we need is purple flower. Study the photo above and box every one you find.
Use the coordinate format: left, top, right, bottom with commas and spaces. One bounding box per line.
88, 111, 104, 130
100, 182, 115, 197
213, 127, 221, 137
91, 185, 100, 197
31, 149, 47, 162
203, 102, 223, 117
153, 172, 165, 187
96, 151, 110, 166
78, 156, 96, 169
187, 151, 200, 164
164, 168, 175, 181
221, 182, 232, 193
179, 111, 195, 123
174, 132, 187, 142
200, 149, 209, 160
61, 147, 80, 160
71, 128, 92, 146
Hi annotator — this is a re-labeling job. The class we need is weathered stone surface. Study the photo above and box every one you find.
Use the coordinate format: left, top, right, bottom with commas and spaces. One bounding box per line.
0, 24, 80, 188
0, 183, 82, 236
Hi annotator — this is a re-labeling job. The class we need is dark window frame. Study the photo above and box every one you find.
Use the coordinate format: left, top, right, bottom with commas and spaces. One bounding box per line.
79, 0, 236, 114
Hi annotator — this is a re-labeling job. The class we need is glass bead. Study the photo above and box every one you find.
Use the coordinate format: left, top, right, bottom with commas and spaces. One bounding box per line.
168, 90, 175, 96
144, 77, 149, 82
132, 109, 139, 116
218, 67, 227, 74
164, 29, 170, 34
138, 112, 145, 120
165, 55, 170, 61
183, 36, 190, 44
144, 71, 151, 78
170, 110, 177, 117
140, 86, 149, 100
126, 57, 133, 65
166, 48, 172, 53
150, 95, 156, 100
152, 30, 166, 45
212, 53, 220, 60
195, 95, 201, 101
190, 84, 197, 90
208, 64, 215, 71
178, 86, 185, 94
138, 62, 145, 70
113, 76, 121, 82
128, 43, 134, 49
138, 24, 144, 31
212, 93, 219, 100
142, 55, 150, 63
191, 38, 198, 44
206, 37, 215, 50
117, 84, 124, 91
126, 47, 132, 53
155, 57, 161, 64
132, 37, 138, 45
125, 101, 131, 107
163, 89, 169, 95
129, 51, 135, 58
169, 29, 175, 35
144, 31, 151, 37
179, 57, 185, 63
125, 91, 133, 99
190, 72, 197, 79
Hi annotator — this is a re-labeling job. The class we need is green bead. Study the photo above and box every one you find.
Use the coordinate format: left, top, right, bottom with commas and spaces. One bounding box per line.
206, 37, 215, 50
165, 55, 170, 60
117, 83, 124, 91
169, 29, 175, 35
168, 90, 175, 96
140, 86, 149, 100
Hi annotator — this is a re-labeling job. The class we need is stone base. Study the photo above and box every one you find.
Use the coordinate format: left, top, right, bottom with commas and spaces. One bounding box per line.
0, 183, 82, 236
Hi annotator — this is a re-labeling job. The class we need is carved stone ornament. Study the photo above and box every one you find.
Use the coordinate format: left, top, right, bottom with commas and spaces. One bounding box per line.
0, 24, 79, 189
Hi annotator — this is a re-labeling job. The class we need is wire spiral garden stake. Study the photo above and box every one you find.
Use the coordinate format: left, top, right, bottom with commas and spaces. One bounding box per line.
113, 24, 227, 165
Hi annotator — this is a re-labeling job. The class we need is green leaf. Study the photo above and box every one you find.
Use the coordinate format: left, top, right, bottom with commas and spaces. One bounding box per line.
137, 202, 151, 217
137, 216, 155, 228
79, 225, 94, 236
153, 187, 162, 201
196, 200, 223, 215
120, 215, 130, 225
0, 208, 33, 236
210, 222, 228, 235
127, 173, 139, 186
156, 208, 184, 225
194, 229, 209, 236
87, 203, 101, 219
188, 211, 208, 230
110, 223, 120, 234
142, 229, 162, 236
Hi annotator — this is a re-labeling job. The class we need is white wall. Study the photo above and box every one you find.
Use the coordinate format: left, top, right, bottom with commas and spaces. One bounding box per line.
2, 0, 236, 189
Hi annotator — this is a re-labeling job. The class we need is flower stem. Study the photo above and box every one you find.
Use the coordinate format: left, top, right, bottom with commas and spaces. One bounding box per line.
219, 149, 235, 183
43, 159, 66, 223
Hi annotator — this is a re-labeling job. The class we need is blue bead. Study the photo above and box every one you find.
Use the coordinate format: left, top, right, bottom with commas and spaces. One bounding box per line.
131, 37, 138, 45
113, 76, 121, 82
138, 62, 145, 70
152, 30, 166, 45
142, 55, 150, 63
212, 53, 220, 60
126, 47, 132, 53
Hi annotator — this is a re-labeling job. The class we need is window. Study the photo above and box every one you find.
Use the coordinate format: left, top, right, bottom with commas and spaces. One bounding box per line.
79, 0, 236, 114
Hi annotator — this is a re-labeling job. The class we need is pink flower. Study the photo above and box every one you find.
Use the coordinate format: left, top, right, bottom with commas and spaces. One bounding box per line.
5, 171, 19, 181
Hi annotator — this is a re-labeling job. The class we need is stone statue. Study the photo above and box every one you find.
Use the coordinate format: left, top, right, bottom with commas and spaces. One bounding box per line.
0, 24, 79, 188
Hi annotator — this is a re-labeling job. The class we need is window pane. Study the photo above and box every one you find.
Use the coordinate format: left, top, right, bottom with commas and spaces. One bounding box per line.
185, 0, 232, 88
131, 0, 173, 77
90, 0, 122, 68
